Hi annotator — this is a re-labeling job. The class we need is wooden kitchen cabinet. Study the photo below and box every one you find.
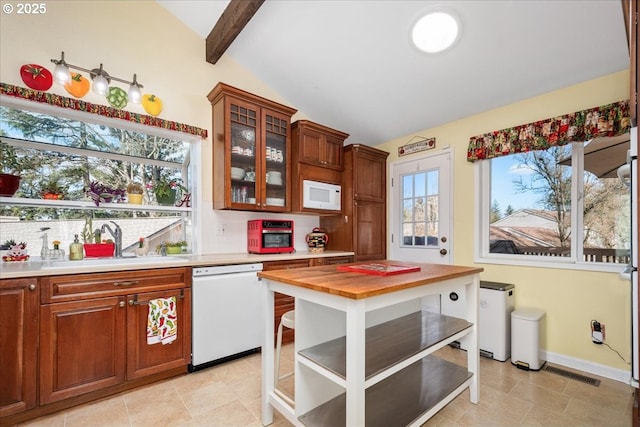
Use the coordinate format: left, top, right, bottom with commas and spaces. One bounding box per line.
126, 287, 191, 380
321, 144, 389, 261
39, 296, 127, 404
291, 120, 349, 214
208, 82, 297, 212
292, 120, 348, 171
39, 268, 191, 405
0, 278, 38, 418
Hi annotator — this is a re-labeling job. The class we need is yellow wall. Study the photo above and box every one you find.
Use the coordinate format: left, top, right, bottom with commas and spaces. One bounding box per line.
377, 71, 632, 371
0, 1, 632, 372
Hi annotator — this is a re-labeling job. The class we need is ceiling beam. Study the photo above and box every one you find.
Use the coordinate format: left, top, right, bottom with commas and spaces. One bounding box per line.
206, 0, 265, 65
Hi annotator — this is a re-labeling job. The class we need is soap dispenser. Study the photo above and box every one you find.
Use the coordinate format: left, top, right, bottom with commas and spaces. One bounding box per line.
69, 234, 83, 260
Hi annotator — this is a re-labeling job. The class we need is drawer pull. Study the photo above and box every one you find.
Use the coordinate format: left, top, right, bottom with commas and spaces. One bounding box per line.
113, 280, 139, 287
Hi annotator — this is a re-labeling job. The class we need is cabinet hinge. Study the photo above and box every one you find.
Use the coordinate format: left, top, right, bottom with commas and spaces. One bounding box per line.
391, 234, 394, 243
391, 178, 394, 187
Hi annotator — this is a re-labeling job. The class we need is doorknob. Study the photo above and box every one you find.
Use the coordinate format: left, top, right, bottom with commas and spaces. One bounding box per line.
440, 248, 448, 255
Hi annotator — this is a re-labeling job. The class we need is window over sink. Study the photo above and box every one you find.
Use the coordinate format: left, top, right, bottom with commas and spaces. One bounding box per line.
0, 99, 197, 257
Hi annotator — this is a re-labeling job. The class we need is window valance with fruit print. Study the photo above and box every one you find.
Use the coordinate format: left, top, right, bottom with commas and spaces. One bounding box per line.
466, 100, 630, 162
0, 83, 208, 139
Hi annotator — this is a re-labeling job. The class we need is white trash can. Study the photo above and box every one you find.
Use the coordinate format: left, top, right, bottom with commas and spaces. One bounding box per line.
511, 307, 546, 370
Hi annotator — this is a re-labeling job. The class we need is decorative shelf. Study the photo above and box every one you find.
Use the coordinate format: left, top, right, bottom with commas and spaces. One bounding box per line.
298, 356, 473, 427
0, 197, 191, 212
298, 310, 472, 387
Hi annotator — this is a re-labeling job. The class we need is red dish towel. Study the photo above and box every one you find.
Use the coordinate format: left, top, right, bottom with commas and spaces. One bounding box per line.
146, 296, 178, 345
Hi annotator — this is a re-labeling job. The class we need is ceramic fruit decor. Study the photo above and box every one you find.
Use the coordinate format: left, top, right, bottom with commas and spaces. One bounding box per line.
64, 72, 90, 98
142, 94, 163, 116
20, 64, 53, 91
107, 87, 128, 109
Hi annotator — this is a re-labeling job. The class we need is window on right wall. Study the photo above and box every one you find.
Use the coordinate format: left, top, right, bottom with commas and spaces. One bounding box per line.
476, 139, 631, 272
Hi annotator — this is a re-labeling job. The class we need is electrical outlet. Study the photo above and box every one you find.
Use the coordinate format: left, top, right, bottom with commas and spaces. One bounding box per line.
591, 320, 605, 344
215, 224, 226, 236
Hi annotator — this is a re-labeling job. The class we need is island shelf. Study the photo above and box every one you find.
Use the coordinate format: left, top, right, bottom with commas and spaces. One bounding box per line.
258, 261, 483, 427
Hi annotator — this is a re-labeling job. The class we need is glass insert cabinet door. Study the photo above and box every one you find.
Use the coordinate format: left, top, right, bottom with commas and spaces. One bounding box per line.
262, 112, 288, 209
229, 101, 258, 205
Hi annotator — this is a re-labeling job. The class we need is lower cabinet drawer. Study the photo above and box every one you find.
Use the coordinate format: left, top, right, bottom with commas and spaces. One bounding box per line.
41, 267, 191, 303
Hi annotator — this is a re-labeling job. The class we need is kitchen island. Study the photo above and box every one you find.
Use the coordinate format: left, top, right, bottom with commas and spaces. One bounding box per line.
258, 260, 483, 427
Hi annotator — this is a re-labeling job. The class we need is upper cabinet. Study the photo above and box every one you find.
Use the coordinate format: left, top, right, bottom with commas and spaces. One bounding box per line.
351, 145, 387, 203
208, 83, 297, 212
291, 120, 349, 214
292, 120, 348, 171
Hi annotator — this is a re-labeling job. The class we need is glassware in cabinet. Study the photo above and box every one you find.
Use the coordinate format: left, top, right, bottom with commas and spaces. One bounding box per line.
208, 82, 297, 211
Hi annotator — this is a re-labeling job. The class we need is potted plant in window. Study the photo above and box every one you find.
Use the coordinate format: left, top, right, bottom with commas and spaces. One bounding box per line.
150, 178, 187, 206
41, 180, 65, 200
158, 240, 187, 255
126, 181, 144, 204
85, 181, 126, 207
0, 141, 21, 197
81, 218, 115, 257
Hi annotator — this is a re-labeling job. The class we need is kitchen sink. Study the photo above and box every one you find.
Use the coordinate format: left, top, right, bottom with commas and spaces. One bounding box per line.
41, 256, 186, 269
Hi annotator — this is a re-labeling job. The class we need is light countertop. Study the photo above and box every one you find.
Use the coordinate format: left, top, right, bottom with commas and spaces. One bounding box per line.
0, 250, 355, 279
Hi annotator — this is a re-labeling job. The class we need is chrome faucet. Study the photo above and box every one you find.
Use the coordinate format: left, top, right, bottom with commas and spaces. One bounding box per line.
101, 221, 123, 258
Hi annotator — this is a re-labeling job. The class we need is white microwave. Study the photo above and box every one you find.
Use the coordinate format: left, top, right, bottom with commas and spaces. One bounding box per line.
303, 180, 341, 211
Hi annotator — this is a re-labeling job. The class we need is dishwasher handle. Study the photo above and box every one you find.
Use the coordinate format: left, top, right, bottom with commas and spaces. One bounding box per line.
192, 263, 263, 277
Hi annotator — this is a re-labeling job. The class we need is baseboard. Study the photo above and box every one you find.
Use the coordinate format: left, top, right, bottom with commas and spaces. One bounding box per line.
544, 350, 631, 385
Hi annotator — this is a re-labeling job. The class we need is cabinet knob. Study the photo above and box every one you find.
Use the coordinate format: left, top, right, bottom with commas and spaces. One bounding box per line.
440, 248, 448, 255
129, 299, 135, 306
29, 283, 36, 291
119, 301, 126, 308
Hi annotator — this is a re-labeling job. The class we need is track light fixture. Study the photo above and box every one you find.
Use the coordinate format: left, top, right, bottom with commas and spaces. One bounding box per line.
50, 51, 144, 100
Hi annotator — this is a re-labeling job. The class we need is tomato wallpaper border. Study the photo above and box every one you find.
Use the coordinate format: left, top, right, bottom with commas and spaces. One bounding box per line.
0, 83, 208, 139
467, 100, 630, 162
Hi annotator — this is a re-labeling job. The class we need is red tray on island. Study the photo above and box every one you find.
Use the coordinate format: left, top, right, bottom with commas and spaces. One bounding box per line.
337, 263, 421, 276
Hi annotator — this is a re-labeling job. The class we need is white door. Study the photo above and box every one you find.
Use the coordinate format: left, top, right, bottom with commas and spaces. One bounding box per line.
389, 148, 453, 264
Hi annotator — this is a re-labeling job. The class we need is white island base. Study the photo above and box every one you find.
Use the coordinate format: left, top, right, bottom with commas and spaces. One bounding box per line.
259, 262, 482, 427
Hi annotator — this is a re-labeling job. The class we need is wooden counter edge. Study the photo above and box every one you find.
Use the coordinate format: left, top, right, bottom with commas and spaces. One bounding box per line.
258, 262, 484, 299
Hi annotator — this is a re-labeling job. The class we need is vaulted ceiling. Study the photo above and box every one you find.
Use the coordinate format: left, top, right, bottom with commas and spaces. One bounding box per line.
158, 0, 630, 146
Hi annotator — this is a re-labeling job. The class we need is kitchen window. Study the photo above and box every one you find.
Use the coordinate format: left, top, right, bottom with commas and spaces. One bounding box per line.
0, 99, 198, 255
475, 141, 630, 272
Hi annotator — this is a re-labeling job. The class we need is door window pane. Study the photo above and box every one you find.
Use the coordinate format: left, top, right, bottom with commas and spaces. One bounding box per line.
401, 169, 439, 247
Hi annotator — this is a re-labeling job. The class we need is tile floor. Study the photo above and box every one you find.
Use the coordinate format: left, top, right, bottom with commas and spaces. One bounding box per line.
17, 345, 634, 427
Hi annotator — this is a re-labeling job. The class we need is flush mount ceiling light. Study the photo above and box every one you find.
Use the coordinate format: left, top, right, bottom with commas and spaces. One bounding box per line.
411, 10, 460, 54
50, 51, 144, 102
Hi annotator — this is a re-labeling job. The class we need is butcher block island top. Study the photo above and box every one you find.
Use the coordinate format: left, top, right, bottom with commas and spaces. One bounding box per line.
258, 260, 483, 427
257, 260, 483, 299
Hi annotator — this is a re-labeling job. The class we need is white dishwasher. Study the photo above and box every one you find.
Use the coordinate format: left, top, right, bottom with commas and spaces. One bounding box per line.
191, 263, 263, 371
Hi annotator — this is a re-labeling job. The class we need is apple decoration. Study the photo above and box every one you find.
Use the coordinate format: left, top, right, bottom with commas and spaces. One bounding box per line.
20, 64, 53, 91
